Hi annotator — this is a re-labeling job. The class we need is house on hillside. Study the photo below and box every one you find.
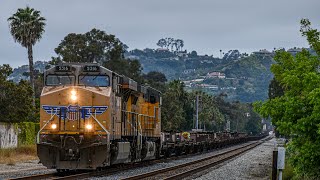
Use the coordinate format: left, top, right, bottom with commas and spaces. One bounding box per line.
191, 78, 205, 82
198, 84, 219, 90
220, 86, 237, 90
183, 69, 195, 74
253, 49, 273, 57
176, 50, 188, 58
287, 47, 303, 56
207, 72, 225, 79
156, 48, 169, 52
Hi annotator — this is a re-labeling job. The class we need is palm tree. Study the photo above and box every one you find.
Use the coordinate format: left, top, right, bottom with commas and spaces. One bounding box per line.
8, 6, 46, 106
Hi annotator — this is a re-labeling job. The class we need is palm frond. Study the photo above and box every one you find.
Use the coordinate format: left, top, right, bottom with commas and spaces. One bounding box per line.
7, 6, 46, 47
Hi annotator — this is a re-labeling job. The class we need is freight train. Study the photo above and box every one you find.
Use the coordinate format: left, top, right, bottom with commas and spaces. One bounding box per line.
37, 63, 260, 171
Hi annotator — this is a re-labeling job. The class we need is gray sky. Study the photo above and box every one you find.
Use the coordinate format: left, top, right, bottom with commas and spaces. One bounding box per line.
0, 0, 319, 68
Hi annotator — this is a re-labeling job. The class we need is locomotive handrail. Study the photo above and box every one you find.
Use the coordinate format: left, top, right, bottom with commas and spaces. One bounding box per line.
36, 111, 57, 143
121, 110, 144, 147
90, 114, 110, 135
138, 114, 143, 151
125, 111, 142, 136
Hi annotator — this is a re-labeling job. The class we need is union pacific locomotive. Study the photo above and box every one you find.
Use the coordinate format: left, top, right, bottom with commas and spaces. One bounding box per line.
37, 63, 258, 171
37, 63, 161, 170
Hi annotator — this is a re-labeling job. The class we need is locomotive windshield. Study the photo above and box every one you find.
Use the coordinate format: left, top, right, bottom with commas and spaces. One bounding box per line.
79, 75, 110, 87
46, 75, 75, 86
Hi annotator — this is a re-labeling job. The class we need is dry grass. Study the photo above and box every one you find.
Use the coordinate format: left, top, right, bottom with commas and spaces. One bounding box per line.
0, 145, 38, 165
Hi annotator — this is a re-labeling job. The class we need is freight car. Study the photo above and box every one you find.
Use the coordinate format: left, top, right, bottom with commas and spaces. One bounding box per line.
36, 63, 263, 171
160, 131, 253, 157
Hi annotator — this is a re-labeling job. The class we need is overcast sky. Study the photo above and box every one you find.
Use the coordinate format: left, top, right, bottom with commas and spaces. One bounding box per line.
0, 0, 319, 68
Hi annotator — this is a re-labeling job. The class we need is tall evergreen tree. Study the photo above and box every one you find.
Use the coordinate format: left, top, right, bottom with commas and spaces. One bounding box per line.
8, 6, 46, 106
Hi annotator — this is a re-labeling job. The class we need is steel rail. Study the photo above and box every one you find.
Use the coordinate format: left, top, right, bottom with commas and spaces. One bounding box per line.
122, 137, 272, 180
164, 142, 262, 180
7, 172, 56, 180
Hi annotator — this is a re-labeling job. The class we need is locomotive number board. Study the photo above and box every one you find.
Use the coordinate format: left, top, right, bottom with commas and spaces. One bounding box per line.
55, 65, 71, 72
83, 65, 100, 72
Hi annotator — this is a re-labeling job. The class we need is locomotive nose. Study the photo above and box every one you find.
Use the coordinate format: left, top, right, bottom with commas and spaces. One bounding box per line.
40, 86, 111, 132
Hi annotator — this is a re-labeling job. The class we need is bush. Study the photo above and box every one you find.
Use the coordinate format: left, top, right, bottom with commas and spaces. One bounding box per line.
17, 122, 39, 145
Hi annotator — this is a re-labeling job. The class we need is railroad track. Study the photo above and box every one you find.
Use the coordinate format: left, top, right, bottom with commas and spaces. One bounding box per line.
6, 160, 161, 180
123, 137, 272, 180
8, 137, 271, 180
7, 172, 56, 180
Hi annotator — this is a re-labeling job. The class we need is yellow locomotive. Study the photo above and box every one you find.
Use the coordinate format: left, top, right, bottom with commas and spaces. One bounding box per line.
37, 63, 161, 170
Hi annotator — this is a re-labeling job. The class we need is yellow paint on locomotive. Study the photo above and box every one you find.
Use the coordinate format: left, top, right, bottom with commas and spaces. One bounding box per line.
140, 100, 161, 137
40, 86, 161, 138
40, 86, 111, 135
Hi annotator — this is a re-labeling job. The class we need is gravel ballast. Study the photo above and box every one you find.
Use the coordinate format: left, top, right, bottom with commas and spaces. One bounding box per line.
194, 138, 275, 180
0, 160, 55, 179
91, 141, 265, 180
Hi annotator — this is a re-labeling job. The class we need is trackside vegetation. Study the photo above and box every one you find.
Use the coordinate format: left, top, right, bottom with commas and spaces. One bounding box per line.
255, 19, 320, 179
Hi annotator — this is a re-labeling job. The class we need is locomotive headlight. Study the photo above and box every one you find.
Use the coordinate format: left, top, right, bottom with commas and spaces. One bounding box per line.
51, 124, 57, 129
85, 124, 93, 130
71, 94, 77, 101
71, 89, 76, 95
70, 90, 77, 101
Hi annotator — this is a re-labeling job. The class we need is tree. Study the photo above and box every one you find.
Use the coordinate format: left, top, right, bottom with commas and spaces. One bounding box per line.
0, 64, 34, 123
144, 71, 167, 83
189, 50, 198, 58
190, 91, 225, 131
161, 80, 189, 131
8, 6, 46, 106
175, 39, 184, 51
165, 37, 174, 50
54, 28, 124, 63
255, 19, 320, 178
268, 78, 284, 99
171, 40, 177, 52
300, 19, 320, 54
143, 71, 167, 92
156, 38, 167, 49
54, 29, 144, 82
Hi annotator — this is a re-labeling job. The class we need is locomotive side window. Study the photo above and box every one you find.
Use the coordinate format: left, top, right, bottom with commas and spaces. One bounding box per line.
79, 75, 110, 87
150, 95, 156, 104
46, 75, 75, 86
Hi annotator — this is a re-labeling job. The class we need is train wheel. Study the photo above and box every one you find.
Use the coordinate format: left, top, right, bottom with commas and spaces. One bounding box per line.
165, 149, 171, 158
175, 147, 181, 156
57, 169, 68, 175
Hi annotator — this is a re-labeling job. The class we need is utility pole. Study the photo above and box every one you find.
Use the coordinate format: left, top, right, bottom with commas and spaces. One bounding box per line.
226, 120, 230, 132
236, 118, 239, 132
196, 95, 199, 130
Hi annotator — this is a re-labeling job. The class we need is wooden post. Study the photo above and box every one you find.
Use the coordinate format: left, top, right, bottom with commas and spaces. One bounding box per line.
272, 150, 278, 180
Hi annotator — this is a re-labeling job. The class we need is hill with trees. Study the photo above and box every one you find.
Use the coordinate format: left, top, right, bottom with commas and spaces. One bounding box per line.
127, 44, 275, 102
10, 40, 312, 103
